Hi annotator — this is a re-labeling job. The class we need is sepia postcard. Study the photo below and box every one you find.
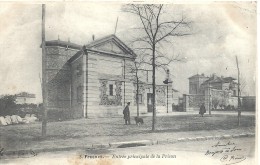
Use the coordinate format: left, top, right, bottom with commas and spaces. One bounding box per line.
0, 1, 257, 165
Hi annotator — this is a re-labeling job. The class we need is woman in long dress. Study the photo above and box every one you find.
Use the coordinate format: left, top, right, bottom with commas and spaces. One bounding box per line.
199, 103, 206, 117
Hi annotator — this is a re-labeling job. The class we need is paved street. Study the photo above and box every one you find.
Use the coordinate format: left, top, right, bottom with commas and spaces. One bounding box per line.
0, 112, 255, 152
1, 137, 255, 165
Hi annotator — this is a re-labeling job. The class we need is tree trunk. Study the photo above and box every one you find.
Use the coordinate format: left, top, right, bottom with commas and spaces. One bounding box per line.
136, 76, 140, 117
41, 4, 47, 137
236, 56, 241, 126
152, 44, 156, 131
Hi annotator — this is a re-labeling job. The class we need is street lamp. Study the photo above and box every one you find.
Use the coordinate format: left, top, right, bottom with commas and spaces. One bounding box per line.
163, 69, 172, 113
163, 79, 169, 113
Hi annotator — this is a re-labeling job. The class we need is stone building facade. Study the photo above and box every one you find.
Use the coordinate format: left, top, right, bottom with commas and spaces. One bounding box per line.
15, 92, 37, 105
44, 35, 172, 119
183, 73, 238, 112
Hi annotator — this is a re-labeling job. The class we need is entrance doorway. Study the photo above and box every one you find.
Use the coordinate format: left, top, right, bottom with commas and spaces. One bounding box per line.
147, 93, 153, 112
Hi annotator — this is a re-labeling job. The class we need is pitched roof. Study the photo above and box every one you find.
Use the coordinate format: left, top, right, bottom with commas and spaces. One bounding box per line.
68, 34, 136, 63
85, 34, 137, 57
188, 74, 208, 79
202, 75, 236, 85
223, 77, 236, 82
44, 40, 82, 50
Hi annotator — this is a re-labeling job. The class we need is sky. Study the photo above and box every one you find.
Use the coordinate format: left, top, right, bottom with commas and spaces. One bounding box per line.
0, 2, 257, 103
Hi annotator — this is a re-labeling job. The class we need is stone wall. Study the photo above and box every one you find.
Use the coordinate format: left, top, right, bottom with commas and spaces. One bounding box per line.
183, 94, 205, 111
71, 54, 84, 118
132, 84, 169, 114
211, 89, 230, 109
242, 96, 255, 111
46, 46, 80, 120
183, 88, 238, 112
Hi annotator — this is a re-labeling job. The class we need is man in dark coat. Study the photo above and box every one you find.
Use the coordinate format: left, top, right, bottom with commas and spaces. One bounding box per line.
123, 102, 131, 125
199, 103, 206, 117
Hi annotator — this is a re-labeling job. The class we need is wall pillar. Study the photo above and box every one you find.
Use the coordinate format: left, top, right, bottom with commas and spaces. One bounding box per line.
82, 50, 87, 118
167, 82, 173, 113
183, 94, 188, 112
204, 84, 212, 115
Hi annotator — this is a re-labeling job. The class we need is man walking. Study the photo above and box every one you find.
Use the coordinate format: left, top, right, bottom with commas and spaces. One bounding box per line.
123, 102, 131, 125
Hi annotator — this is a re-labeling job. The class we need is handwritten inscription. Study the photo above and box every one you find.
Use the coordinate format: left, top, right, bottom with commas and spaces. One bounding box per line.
205, 141, 246, 165
220, 155, 246, 165
205, 146, 242, 156
212, 141, 236, 147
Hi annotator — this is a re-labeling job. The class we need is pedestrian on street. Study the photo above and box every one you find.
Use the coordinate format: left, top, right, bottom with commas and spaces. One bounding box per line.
123, 102, 131, 125
199, 103, 206, 117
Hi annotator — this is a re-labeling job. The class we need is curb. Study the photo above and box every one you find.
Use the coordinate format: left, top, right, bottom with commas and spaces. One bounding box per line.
2, 132, 255, 156
156, 133, 254, 144
109, 140, 153, 148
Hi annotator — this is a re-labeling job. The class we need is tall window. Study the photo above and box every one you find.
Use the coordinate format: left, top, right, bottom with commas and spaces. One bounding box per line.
76, 64, 82, 76
138, 94, 142, 104
233, 90, 236, 96
77, 86, 83, 103
190, 83, 197, 94
109, 84, 113, 96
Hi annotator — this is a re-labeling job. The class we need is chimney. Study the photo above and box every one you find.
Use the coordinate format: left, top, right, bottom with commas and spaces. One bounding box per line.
92, 35, 95, 41
66, 37, 70, 50
167, 69, 172, 82
213, 73, 217, 79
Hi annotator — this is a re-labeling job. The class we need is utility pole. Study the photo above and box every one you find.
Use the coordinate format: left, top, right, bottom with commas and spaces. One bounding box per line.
209, 82, 211, 115
236, 56, 241, 126
123, 59, 125, 107
114, 17, 119, 35
146, 70, 149, 82
41, 4, 47, 137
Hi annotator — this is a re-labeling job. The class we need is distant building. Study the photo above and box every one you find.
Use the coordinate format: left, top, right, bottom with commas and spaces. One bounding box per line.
15, 92, 37, 104
188, 74, 209, 94
189, 73, 238, 96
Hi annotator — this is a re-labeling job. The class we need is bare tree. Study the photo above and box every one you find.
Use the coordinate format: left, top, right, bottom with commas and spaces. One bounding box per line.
126, 55, 147, 117
239, 76, 247, 96
123, 4, 192, 131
